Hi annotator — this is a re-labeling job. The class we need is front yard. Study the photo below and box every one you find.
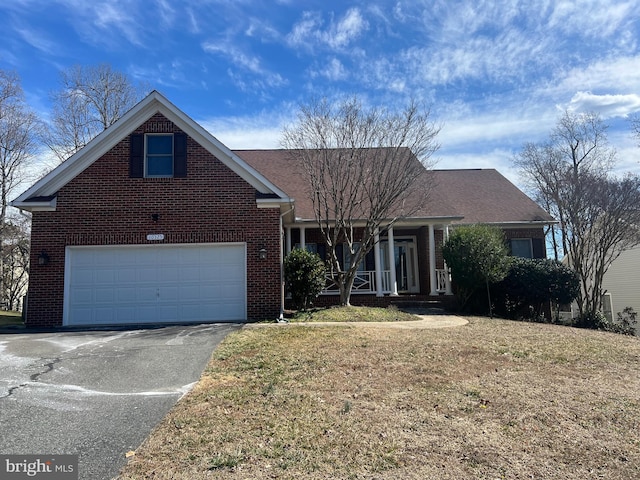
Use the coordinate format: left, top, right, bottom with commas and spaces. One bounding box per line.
117, 314, 640, 479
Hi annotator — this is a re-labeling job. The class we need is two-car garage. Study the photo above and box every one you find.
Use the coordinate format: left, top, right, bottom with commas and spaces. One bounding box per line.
64, 243, 246, 326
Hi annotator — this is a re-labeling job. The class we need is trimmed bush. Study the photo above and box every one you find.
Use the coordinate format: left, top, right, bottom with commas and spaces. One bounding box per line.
442, 224, 511, 316
493, 258, 580, 321
284, 249, 326, 311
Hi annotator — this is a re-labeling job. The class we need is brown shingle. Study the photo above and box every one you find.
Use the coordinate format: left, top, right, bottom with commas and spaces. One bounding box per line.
234, 149, 554, 225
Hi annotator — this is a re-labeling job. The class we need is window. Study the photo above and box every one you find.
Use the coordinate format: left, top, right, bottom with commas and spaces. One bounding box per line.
130, 132, 187, 179
146, 134, 174, 177
510, 238, 533, 258
294, 243, 317, 254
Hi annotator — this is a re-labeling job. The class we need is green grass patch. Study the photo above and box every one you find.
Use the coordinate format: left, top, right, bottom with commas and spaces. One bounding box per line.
0, 311, 23, 326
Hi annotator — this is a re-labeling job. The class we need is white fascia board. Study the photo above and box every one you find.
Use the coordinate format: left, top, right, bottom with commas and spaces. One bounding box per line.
10, 197, 57, 211
256, 198, 290, 208
12, 91, 289, 205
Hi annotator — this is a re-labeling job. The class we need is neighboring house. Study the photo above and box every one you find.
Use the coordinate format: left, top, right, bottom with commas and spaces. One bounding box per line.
601, 244, 640, 319
560, 245, 640, 322
12, 91, 554, 328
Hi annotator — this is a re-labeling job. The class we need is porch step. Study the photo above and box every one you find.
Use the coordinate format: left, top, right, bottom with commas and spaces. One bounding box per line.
390, 298, 448, 315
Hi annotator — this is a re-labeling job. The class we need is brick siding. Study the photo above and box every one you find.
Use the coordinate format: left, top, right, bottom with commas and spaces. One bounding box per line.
27, 114, 281, 327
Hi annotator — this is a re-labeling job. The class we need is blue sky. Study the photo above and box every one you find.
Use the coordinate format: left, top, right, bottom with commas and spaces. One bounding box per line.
1, 0, 639, 187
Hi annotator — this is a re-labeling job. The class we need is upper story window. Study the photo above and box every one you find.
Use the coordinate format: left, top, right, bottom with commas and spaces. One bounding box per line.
510, 238, 533, 258
146, 134, 174, 177
130, 132, 187, 179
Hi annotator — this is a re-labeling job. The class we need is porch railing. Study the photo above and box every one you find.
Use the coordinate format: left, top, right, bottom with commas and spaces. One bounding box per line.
322, 269, 449, 295
436, 268, 449, 293
324, 271, 385, 294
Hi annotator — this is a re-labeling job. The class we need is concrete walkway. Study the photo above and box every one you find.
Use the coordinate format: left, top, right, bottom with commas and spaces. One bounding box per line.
245, 314, 469, 330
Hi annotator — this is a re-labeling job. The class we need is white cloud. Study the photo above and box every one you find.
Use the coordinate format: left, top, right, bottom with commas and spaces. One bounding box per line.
329, 8, 367, 49
199, 113, 291, 149
286, 8, 367, 51
555, 55, 640, 94
202, 40, 287, 91
566, 92, 640, 118
14, 26, 58, 55
311, 58, 347, 81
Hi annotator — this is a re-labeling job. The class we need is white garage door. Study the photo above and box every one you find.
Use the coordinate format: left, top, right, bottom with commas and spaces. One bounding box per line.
64, 243, 246, 326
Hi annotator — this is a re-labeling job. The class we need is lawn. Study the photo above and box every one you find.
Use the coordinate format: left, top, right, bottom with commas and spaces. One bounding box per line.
0, 311, 23, 327
117, 312, 640, 479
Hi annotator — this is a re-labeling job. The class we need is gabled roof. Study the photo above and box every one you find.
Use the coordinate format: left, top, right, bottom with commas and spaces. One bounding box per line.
12, 91, 290, 211
236, 150, 554, 226
432, 169, 555, 225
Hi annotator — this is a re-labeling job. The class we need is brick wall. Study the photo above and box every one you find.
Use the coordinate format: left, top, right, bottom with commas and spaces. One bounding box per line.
27, 114, 282, 327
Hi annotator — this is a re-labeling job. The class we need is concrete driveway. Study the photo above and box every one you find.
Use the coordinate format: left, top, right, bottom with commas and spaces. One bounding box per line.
0, 323, 240, 480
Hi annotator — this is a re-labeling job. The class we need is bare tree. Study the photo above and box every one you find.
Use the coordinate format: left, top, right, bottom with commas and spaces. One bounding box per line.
282, 96, 440, 306
2, 214, 30, 311
0, 70, 39, 310
514, 111, 640, 322
632, 115, 640, 147
46, 64, 146, 162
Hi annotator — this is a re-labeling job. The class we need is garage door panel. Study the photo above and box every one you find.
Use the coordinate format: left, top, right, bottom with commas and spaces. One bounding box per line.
65, 244, 246, 326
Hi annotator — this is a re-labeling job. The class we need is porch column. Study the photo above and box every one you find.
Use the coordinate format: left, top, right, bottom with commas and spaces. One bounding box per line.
374, 228, 383, 297
429, 224, 438, 295
285, 227, 292, 254
299, 226, 306, 250
387, 226, 398, 296
444, 225, 453, 295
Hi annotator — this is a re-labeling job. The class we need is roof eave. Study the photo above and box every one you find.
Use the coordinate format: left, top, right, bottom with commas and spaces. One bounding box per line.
12, 90, 288, 205
11, 197, 57, 212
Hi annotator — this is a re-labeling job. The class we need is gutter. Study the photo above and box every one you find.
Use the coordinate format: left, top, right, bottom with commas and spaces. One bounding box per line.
278, 204, 295, 323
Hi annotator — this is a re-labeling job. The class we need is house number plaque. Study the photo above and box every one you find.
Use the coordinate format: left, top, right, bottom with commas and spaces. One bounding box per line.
146, 234, 165, 241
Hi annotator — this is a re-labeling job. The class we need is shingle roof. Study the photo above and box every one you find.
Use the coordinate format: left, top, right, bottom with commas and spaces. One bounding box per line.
431, 169, 555, 224
234, 149, 554, 225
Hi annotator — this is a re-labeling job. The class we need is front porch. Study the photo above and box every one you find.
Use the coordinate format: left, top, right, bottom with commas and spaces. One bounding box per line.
323, 268, 451, 295
284, 223, 454, 298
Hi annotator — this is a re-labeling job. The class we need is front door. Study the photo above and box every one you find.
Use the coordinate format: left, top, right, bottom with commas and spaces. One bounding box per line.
382, 238, 420, 293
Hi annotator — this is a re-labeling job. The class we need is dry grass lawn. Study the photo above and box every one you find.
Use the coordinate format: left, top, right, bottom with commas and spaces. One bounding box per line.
117, 316, 640, 479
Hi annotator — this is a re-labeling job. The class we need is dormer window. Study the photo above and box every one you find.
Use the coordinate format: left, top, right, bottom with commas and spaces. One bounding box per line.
146, 134, 174, 177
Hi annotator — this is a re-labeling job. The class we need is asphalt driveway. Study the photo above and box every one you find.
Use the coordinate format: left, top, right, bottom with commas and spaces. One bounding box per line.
0, 323, 241, 480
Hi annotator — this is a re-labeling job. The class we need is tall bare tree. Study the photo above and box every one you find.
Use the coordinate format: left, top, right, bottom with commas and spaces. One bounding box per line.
46, 64, 145, 162
632, 115, 640, 147
0, 70, 39, 310
514, 111, 640, 322
2, 214, 30, 311
282, 97, 440, 306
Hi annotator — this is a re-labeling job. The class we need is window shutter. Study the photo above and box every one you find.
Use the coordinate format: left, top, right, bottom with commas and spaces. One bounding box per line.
174, 133, 187, 177
532, 238, 545, 258
130, 134, 144, 178
365, 249, 375, 271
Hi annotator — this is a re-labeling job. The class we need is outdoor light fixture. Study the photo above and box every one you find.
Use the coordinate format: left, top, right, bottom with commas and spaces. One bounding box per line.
38, 250, 50, 265
151, 213, 160, 222
258, 248, 267, 260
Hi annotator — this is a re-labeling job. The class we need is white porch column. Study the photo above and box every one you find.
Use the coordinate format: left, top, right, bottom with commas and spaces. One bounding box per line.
374, 228, 383, 297
444, 225, 453, 295
429, 224, 438, 295
299, 226, 306, 250
387, 226, 398, 296
285, 227, 292, 254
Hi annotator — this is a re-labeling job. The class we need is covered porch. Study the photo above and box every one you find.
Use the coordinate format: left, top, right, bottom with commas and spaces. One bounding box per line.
283, 223, 454, 298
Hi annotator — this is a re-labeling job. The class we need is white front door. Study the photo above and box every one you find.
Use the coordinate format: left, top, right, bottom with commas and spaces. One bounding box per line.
64, 243, 246, 326
382, 238, 420, 293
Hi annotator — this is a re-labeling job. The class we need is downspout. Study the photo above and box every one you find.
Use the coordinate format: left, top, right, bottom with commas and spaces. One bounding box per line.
278, 204, 295, 322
